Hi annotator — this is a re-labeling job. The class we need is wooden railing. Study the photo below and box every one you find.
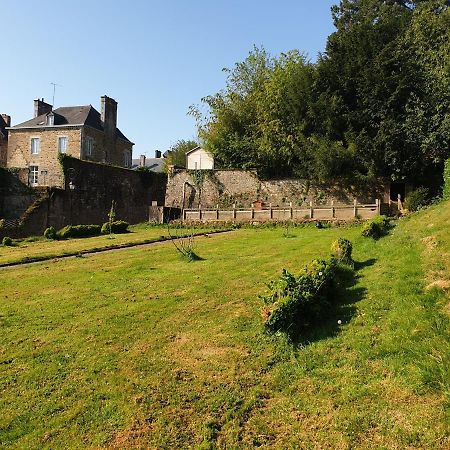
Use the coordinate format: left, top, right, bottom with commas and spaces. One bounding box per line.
183, 200, 381, 222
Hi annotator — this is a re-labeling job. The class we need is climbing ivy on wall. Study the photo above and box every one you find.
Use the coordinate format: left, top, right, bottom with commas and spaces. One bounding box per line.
57, 153, 72, 175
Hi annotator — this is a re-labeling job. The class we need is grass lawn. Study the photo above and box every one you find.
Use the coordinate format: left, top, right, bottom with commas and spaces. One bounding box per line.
0, 223, 227, 267
0, 215, 449, 448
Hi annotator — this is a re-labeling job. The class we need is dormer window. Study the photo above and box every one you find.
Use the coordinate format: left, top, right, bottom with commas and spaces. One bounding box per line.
46, 113, 54, 126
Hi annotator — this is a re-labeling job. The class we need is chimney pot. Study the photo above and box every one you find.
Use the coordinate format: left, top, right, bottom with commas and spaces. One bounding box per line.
155, 149, 161, 158
34, 98, 52, 118
1, 114, 11, 127
101, 95, 118, 142
139, 154, 146, 167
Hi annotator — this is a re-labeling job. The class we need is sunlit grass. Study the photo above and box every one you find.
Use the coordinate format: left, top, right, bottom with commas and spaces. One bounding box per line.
0, 215, 449, 448
0, 223, 226, 266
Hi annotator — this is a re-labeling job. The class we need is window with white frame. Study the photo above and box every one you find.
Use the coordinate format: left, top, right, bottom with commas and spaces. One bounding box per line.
58, 136, 68, 153
29, 166, 39, 186
47, 114, 54, 126
31, 138, 40, 155
84, 137, 94, 157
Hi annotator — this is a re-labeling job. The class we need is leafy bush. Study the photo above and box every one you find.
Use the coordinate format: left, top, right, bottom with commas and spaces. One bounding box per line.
101, 220, 130, 235
331, 238, 353, 265
361, 215, 390, 239
261, 258, 338, 334
2, 236, 13, 246
0, 219, 5, 229
404, 187, 430, 212
444, 158, 450, 200
57, 224, 101, 239
44, 226, 57, 240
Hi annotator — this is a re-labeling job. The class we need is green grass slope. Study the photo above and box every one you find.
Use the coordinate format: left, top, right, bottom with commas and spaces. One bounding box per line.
0, 214, 449, 449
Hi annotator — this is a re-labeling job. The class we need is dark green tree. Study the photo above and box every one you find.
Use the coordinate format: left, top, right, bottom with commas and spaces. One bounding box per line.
164, 139, 198, 169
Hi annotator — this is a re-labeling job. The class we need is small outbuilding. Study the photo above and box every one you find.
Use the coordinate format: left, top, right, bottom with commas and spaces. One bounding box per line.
186, 146, 214, 170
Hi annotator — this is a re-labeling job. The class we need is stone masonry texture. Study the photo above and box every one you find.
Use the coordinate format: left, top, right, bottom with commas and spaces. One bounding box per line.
0, 158, 166, 238
7, 125, 133, 188
165, 169, 389, 209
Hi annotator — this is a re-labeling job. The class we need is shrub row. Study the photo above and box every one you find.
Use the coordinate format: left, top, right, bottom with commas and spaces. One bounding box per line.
2, 236, 13, 246
101, 220, 129, 234
361, 215, 390, 239
57, 224, 102, 239
43, 221, 130, 240
261, 258, 340, 334
404, 187, 430, 212
260, 237, 354, 336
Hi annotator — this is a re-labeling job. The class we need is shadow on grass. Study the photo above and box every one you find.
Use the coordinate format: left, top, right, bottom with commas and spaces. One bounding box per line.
289, 258, 376, 348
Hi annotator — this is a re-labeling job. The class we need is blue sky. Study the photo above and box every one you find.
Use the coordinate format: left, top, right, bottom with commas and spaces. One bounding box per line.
2, 0, 338, 157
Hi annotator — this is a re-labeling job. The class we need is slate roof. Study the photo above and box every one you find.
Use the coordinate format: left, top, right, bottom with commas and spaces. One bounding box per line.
11, 105, 133, 143
131, 157, 165, 173
185, 145, 202, 155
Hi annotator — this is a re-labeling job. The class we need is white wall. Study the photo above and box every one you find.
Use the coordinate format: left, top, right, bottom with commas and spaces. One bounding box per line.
186, 147, 214, 170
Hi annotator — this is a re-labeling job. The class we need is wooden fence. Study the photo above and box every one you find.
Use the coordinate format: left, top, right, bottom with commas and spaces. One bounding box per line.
183, 200, 381, 222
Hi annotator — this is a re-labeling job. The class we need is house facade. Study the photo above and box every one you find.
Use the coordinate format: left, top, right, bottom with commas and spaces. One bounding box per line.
0, 113, 10, 167
6, 96, 133, 187
186, 146, 214, 170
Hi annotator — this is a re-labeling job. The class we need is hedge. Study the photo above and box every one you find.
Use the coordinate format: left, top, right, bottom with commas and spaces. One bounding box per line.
261, 258, 338, 334
361, 215, 390, 239
57, 224, 102, 239
101, 220, 129, 234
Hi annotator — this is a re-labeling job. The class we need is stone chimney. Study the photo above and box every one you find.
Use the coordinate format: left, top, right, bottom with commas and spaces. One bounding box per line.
139, 154, 146, 167
155, 149, 161, 158
1, 114, 11, 127
101, 95, 117, 137
34, 98, 52, 118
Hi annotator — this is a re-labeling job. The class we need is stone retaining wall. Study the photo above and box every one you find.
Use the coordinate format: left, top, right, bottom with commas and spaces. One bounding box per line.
165, 169, 389, 209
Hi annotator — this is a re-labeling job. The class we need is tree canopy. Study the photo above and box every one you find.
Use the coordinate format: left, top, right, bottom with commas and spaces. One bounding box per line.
193, 0, 450, 183
164, 139, 198, 170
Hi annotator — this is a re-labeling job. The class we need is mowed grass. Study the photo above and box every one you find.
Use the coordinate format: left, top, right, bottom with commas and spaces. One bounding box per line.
0, 223, 224, 266
0, 217, 449, 448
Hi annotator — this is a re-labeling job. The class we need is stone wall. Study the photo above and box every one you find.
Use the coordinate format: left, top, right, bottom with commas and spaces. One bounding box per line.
0, 158, 167, 238
0, 168, 37, 219
7, 125, 133, 188
0, 135, 7, 168
7, 127, 82, 187
165, 169, 389, 209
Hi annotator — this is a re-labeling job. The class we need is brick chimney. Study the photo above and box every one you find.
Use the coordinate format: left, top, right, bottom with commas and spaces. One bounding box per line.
1, 114, 11, 127
34, 98, 52, 118
155, 150, 161, 158
139, 154, 146, 167
101, 95, 117, 137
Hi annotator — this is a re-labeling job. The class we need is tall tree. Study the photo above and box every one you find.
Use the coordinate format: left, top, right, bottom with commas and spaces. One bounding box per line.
164, 139, 198, 169
315, 0, 449, 181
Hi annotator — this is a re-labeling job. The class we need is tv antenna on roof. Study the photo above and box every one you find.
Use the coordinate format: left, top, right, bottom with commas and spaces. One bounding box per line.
50, 82, 63, 107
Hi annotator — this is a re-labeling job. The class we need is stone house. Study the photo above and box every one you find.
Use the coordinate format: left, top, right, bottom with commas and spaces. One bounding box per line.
6, 96, 134, 187
0, 113, 10, 167
186, 146, 214, 170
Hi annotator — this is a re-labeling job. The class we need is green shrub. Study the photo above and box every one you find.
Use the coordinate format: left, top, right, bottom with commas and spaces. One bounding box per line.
361, 215, 390, 239
404, 187, 430, 212
443, 158, 450, 200
44, 226, 57, 240
2, 236, 13, 246
57, 224, 101, 239
331, 238, 353, 265
0, 219, 5, 229
101, 220, 130, 234
261, 258, 338, 334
